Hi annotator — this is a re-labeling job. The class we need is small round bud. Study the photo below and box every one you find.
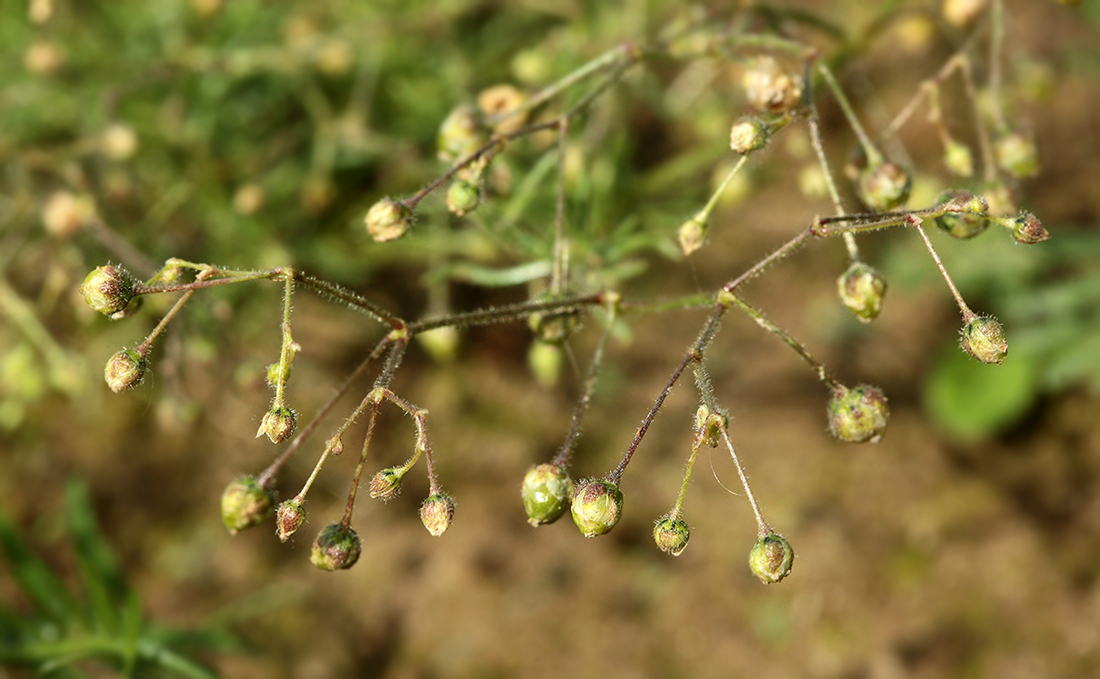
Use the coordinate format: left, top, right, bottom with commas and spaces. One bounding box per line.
310, 523, 362, 571
369, 467, 406, 500
749, 533, 794, 584
265, 362, 291, 387
837, 261, 887, 323
994, 128, 1039, 179
257, 405, 296, 444
961, 316, 1007, 364
81, 265, 135, 316
437, 104, 486, 163
856, 161, 911, 211
1006, 212, 1049, 245
446, 178, 481, 217
742, 56, 802, 114
570, 479, 624, 538
521, 463, 575, 526
104, 348, 146, 393
653, 515, 690, 556
420, 493, 456, 537
677, 212, 707, 256
364, 198, 411, 242
729, 115, 770, 155
276, 499, 306, 542
943, 139, 974, 177
220, 475, 275, 535
827, 383, 890, 443
934, 190, 990, 239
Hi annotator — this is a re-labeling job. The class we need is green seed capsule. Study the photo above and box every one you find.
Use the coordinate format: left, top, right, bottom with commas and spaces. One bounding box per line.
311, 523, 362, 571
221, 475, 275, 535
571, 479, 624, 537
934, 190, 989, 240
837, 261, 887, 323
364, 198, 411, 242
961, 316, 1007, 364
827, 383, 890, 443
81, 265, 135, 316
749, 533, 794, 584
521, 463, 575, 526
856, 161, 911, 211
104, 348, 146, 393
653, 515, 691, 556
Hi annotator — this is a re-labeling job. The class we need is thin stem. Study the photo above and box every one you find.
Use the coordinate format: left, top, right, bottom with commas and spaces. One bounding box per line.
341, 401, 382, 527
988, 0, 1007, 131
720, 428, 768, 534
727, 294, 837, 388
272, 275, 297, 405
722, 228, 813, 293
134, 267, 215, 356
805, 102, 858, 259
912, 217, 975, 321
817, 62, 883, 166
409, 292, 603, 333
671, 439, 703, 518
552, 117, 569, 297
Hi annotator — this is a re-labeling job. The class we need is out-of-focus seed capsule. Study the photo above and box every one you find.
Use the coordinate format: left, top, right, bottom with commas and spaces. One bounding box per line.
276, 499, 306, 542
742, 56, 802, 114
943, 139, 974, 177
749, 532, 794, 584
837, 261, 887, 323
961, 316, 1008, 364
81, 265, 136, 316
570, 479, 624, 537
446, 178, 481, 217
827, 383, 890, 443
729, 115, 770, 155
310, 523, 362, 571
104, 348, 146, 393
856, 161, 911, 211
653, 514, 691, 556
220, 475, 275, 535
521, 463, 575, 526
934, 190, 989, 239
437, 104, 486, 163
257, 405, 296, 444
420, 493, 456, 537
364, 198, 411, 242
677, 212, 708, 256
995, 128, 1039, 179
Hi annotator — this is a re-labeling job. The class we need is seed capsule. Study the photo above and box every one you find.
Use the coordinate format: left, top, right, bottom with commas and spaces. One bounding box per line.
836, 261, 887, 323
934, 190, 989, 240
1006, 212, 1049, 245
742, 56, 802, 114
446, 178, 481, 217
220, 475, 275, 535
961, 316, 1008, 364
856, 161, 911, 211
827, 384, 890, 443
653, 515, 691, 556
257, 405, 296, 444
364, 198, 411, 242
994, 128, 1039, 179
749, 533, 794, 584
104, 348, 146, 393
570, 479, 624, 537
521, 463, 575, 526
369, 467, 405, 501
276, 499, 306, 542
729, 115, 770, 155
81, 265, 135, 316
310, 523, 362, 570
420, 493, 456, 537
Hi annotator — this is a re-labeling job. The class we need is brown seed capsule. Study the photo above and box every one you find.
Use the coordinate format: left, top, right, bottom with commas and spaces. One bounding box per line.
257, 405, 296, 444
276, 499, 306, 542
81, 265, 135, 316
310, 523, 362, 571
420, 493, 456, 537
570, 479, 624, 537
104, 348, 146, 393
369, 467, 405, 501
742, 56, 802, 114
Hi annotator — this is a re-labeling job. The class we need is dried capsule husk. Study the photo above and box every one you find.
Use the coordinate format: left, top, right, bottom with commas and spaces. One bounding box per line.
364, 198, 411, 242
521, 463, 575, 526
742, 56, 803, 114
276, 499, 306, 542
837, 261, 887, 323
1007, 212, 1049, 245
653, 515, 691, 556
856, 161, 911, 211
749, 533, 794, 584
677, 212, 708, 256
311, 523, 362, 571
961, 316, 1008, 364
81, 265, 135, 316
369, 467, 405, 501
571, 479, 624, 538
420, 493, 456, 537
257, 405, 297, 444
446, 178, 481, 217
221, 475, 275, 535
934, 190, 989, 239
827, 384, 890, 443
994, 128, 1039, 179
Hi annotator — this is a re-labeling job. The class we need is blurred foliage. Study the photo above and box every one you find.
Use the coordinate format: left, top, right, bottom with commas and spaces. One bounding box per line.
0, 479, 243, 677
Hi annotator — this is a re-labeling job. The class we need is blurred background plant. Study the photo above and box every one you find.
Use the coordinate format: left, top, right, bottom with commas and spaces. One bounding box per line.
3, 0, 1100, 677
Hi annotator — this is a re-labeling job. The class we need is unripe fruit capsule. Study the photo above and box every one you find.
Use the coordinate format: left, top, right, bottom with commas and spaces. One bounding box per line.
571, 479, 624, 537
749, 533, 794, 584
104, 348, 146, 392
653, 515, 691, 556
827, 384, 890, 443
221, 475, 275, 535
311, 523, 362, 571
81, 265, 135, 316
960, 316, 1007, 364
420, 493, 456, 536
837, 261, 887, 323
521, 463, 574, 526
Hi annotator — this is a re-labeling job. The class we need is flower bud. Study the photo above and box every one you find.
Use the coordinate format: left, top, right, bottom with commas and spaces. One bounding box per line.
728, 115, 770, 155
934, 190, 989, 239
836, 261, 887, 323
653, 515, 690, 556
220, 475, 275, 535
521, 463, 575, 526
749, 533, 794, 584
943, 138, 974, 176
310, 523, 362, 570
369, 467, 406, 500
994, 128, 1039, 178
827, 383, 890, 443
677, 212, 707, 256
420, 493, 456, 537
1005, 212, 1049, 245
742, 56, 802, 114
81, 265, 135, 316
960, 316, 1007, 364
570, 479, 624, 537
257, 405, 296, 444
364, 198, 411, 242
276, 498, 306, 542
856, 161, 911, 211
446, 178, 481, 217
104, 348, 146, 393
437, 104, 486, 163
